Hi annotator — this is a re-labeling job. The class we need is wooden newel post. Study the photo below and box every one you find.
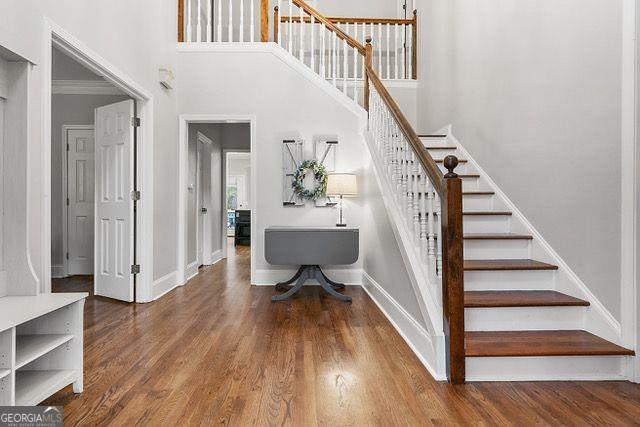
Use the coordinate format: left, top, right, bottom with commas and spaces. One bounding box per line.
261, 0, 269, 42
364, 37, 373, 112
441, 155, 465, 384
412, 10, 417, 80
274, 6, 280, 44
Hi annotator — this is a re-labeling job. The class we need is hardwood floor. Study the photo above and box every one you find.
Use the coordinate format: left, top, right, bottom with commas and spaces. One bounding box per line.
45, 242, 640, 426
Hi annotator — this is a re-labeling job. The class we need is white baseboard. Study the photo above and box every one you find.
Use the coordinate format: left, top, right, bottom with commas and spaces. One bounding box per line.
362, 272, 446, 381
153, 270, 178, 300
204, 249, 223, 266
185, 261, 199, 282
51, 265, 67, 278
253, 268, 363, 286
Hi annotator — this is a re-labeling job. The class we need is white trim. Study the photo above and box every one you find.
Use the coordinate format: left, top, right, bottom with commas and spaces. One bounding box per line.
447, 128, 622, 344
177, 43, 367, 133
197, 131, 214, 146
253, 268, 363, 286
204, 249, 223, 266
186, 260, 199, 281
178, 115, 258, 286
152, 270, 178, 300
362, 272, 445, 381
42, 19, 154, 303
51, 265, 66, 279
622, 0, 639, 382
52, 80, 125, 95
60, 125, 94, 279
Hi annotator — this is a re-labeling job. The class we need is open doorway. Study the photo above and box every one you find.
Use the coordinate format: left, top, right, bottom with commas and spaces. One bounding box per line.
179, 119, 253, 285
49, 46, 138, 301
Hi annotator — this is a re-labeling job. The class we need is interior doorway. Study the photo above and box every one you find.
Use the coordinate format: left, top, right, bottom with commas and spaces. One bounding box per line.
49, 46, 138, 302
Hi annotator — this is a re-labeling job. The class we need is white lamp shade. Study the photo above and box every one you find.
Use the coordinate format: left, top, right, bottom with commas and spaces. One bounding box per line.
326, 173, 358, 197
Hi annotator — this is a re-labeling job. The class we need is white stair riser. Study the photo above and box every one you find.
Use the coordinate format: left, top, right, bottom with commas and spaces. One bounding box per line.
437, 163, 473, 175
463, 216, 510, 233
427, 150, 460, 161
464, 239, 530, 259
463, 195, 494, 211
466, 356, 627, 382
420, 138, 448, 147
464, 270, 555, 291
465, 306, 584, 331
461, 179, 480, 192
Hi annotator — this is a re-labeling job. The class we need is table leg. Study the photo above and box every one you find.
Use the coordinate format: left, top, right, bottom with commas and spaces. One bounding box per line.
319, 268, 346, 290
275, 266, 306, 291
272, 267, 309, 301
314, 266, 352, 302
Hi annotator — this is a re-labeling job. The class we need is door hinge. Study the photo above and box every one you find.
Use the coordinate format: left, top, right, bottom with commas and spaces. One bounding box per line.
66, 143, 70, 152
66, 252, 69, 260
66, 198, 70, 206
131, 190, 141, 201
131, 264, 141, 274
131, 117, 141, 127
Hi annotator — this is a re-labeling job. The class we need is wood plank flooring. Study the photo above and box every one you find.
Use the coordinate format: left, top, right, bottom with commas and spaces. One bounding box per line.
46, 242, 640, 426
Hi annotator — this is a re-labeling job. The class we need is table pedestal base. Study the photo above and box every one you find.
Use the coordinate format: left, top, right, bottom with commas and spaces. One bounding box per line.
272, 265, 351, 302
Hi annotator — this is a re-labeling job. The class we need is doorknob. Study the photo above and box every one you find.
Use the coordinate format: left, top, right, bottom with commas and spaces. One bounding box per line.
201, 207, 208, 214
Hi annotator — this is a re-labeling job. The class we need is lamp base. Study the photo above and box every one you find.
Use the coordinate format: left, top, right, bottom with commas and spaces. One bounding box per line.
336, 223, 347, 228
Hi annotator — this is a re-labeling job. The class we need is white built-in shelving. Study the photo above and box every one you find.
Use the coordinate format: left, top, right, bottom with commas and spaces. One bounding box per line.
0, 293, 86, 406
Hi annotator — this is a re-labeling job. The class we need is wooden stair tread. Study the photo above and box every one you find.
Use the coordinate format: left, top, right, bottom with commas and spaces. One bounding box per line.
463, 211, 512, 216
464, 259, 558, 271
435, 159, 467, 163
425, 146, 457, 150
464, 233, 532, 240
463, 191, 495, 196
418, 134, 447, 138
464, 291, 589, 308
459, 174, 480, 179
465, 330, 635, 357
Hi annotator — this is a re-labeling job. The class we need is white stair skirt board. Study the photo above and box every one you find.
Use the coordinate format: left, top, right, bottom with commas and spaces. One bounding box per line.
466, 356, 627, 382
465, 306, 585, 331
362, 272, 445, 380
434, 128, 621, 346
253, 269, 363, 286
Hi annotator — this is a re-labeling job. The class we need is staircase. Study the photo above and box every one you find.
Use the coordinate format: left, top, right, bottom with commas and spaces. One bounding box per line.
420, 133, 634, 381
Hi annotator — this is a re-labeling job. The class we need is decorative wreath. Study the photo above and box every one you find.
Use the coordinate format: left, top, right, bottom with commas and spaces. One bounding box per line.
292, 160, 328, 201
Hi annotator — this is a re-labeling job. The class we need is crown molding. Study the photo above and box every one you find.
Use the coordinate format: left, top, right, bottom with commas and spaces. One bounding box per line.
52, 79, 125, 95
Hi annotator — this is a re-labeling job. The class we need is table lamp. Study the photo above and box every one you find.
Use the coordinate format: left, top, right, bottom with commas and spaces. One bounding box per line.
326, 173, 357, 227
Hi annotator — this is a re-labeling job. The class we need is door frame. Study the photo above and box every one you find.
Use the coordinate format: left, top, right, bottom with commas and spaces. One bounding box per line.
223, 149, 251, 258
42, 19, 155, 302
196, 131, 213, 268
178, 115, 257, 286
60, 124, 94, 278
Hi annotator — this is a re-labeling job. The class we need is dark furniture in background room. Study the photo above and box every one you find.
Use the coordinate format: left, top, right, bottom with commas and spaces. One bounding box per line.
234, 210, 251, 246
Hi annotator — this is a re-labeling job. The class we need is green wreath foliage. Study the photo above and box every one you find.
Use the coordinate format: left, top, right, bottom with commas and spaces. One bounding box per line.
292, 160, 328, 201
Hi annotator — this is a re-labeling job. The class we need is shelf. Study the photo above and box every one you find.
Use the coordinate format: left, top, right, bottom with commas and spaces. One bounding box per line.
0, 368, 9, 380
15, 334, 74, 369
15, 370, 75, 406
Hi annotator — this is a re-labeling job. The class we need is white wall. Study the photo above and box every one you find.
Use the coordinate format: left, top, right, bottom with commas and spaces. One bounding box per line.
227, 154, 252, 209
417, 0, 624, 319
177, 48, 367, 281
50, 94, 129, 270
0, 0, 179, 286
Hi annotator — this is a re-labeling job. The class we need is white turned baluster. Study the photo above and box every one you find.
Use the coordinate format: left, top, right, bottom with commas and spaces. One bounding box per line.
217, 0, 222, 41
427, 180, 436, 275
402, 23, 406, 79
288, 1, 293, 53
386, 24, 390, 79
400, 140, 407, 212
406, 151, 414, 227
412, 155, 420, 243
239, 0, 244, 42
419, 170, 428, 263
186, 0, 192, 42
206, 0, 212, 42
435, 193, 443, 277
342, 34, 347, 94
353, 41, 358, 103
299, 6, 304, 62
332, 31, 337, 86
196, 0, 202, 42
310, 15, 315, 72
320, 25, 326, 78
394, 24, 399, 79
228, 0, 233, 42
250, 0, 255, 42
377, 23, 382, 76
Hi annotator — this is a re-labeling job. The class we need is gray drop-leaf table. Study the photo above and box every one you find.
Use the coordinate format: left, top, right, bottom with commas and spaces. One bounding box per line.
265, 226, 359, 301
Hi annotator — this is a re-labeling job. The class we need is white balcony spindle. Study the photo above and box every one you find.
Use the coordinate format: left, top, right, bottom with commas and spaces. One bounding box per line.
412, 155, 420, 243
377, 23, 382, 76
288, 1, 293, 53
196, 0, 202, 42
394, 24, 399, 79
435, 194, 443, 277
206, 0, 212, 42
342, 35, 347, 94
332, 30, 337, 86
419, 171, 428, 262
228, 0, 233, 42
402, 23, 406, 79
299, 6, 304, 62
250, 0, 255, 42
427, 180, 436, 274
386, 24, 390, 79
239, 0, 244, 42
310, 15, 315, 72
186, 0, 192, 42
320, 25, 326, 78
217, 0, 222, 41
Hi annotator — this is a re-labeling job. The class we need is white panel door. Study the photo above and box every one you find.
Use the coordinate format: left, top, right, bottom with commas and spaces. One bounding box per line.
94, 100, 135, 302
67, 128, 95, 275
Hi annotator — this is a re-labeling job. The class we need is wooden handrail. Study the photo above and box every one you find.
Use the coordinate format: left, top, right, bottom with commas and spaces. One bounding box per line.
280, 16, 415, 25
289, 0, 366, 55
